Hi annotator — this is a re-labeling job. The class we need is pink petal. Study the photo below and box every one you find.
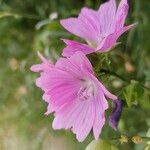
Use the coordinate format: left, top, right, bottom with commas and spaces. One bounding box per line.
93, 112, 105, 140
45, 102, 56, 115
92, 75, 117, 101
60, 15, 98, 42
73, 100, 95, 142
30, 52, 53, 72
30, 64, 44, 72
53, 100, 95, 142
42, 93, 50, 103
78, 7, 101, 43
52, 101, 85, 129
71, 101, 90, 132
37, 51, 51, 64
116, 0, 128, 29
96, 24, 136, 52
36, 68, 78, 92
62, 39, 94, 57
36, 71, 80, 108
49, 84, 78, 107
98, 0, 116, 36
57, 51, 94, 75
69, 51, 94, 74
92, 86, 108, 139
56, 58, 85, 78
98, 81, 117, 100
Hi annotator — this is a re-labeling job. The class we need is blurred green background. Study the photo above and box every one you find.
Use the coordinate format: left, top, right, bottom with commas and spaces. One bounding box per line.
0, 0, 150, 150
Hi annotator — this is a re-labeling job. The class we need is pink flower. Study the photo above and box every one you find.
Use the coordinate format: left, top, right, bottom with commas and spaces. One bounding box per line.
60, 0, 136, 57
31, 51, 117, 142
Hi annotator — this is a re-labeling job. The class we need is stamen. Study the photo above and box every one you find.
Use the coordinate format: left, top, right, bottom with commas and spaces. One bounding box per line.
77, 80, 95, 101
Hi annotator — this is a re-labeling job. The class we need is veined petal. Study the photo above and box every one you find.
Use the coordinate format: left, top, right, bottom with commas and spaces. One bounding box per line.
60, 18, 97, 42
93, 112, 105, 140
73, 100, 95, 142
78, 7, 101, 42
92, 81, 108, 139
98, 0, 116, 36
49, 83, 78, 107
91, 75, 117, 101
99, 81, 117, 100
116, 0, 129, 29
69, 51, 94, 74
96, 23, 136, 52
45, 102, 56, 115
52, 101, 86, 130
57, 51, 94, 75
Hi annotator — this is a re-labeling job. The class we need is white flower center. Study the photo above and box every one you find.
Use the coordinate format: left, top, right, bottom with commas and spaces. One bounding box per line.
77, 80, 96, 101
86, 40, 97, 48
86, 37, 104, 49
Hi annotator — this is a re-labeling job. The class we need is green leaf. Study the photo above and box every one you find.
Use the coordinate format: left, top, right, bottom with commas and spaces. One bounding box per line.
140, 90, 150, 109
122, 80, 144, 107
86, 139, 119, 150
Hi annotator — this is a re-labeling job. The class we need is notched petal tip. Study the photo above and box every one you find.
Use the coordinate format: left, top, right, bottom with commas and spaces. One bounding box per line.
37, 51, 49, 63
60, 18, 77, 30
30, 65, 37, 72
44, 111, 49, 116
60, 19, 66, 26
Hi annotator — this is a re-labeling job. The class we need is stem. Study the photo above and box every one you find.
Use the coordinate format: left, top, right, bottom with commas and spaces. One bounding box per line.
99, 68, 150, 91
100, 69, 129, 83
111, 136, 150, 141
112, 136, 150, 140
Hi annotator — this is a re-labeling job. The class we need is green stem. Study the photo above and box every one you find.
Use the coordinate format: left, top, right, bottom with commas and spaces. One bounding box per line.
111, 136, 150, 141
99, 69, 129, 83
99, 68, 150, 91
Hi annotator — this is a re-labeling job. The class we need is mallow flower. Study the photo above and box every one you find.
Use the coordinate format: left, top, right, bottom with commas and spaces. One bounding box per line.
60, 0, 136, 56
31, 51, 117, 142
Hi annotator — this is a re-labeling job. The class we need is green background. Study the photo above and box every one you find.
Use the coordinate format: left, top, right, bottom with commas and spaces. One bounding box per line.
0, 0, 150, 149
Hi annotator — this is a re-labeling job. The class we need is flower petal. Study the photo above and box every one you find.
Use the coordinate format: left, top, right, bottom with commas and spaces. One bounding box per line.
61, 18, 97, 42
96, 24, 136, 52
57, 51, 94, 75
93, 112, 105, 140
99, 81, 118, 100
98, 0, 116, 36
116, 0, 129, 29
73, 100, 95, 142
62, 39, 94, 57
52, 101, 83, 130
93, 84, 108, 139
30, 52, 53, 72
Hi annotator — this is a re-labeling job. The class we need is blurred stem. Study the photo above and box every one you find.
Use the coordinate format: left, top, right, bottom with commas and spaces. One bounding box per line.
100, 69, 129, 83
111, 136, 150, 141
0, 11, 41, 20
99, 68, 150, 91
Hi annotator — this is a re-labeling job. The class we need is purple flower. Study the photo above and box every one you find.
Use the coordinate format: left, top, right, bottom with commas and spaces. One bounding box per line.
109, 99, 123, 130
31, 51, 117, 142
60, 0, 136, 57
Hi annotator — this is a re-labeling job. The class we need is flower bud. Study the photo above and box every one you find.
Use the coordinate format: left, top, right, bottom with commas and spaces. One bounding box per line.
132, 135, 143, 144
119, 135, 128, 144
109, 99, 123, 130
